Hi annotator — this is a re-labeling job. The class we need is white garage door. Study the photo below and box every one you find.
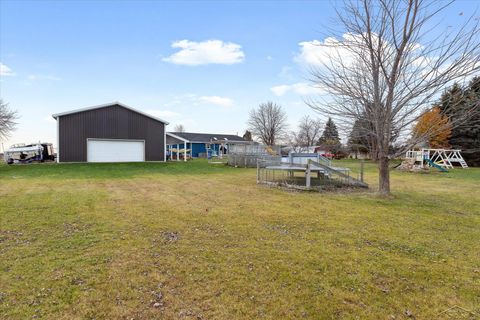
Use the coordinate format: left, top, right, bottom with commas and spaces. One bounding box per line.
87, 139, 145, 162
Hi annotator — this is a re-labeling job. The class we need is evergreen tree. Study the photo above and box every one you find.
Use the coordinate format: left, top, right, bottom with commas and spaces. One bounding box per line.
348, 118, 370, 157
439, 78, 480, 166
438, 83, 465, 117
347, 115, 380, 160
318, 118, 342, 154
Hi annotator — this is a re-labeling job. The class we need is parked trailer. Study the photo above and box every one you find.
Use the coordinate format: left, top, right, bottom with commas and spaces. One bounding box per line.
4, 143, 55, 164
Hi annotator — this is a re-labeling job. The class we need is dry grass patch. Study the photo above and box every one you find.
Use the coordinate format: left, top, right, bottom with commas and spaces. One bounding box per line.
0, 160, 479, 319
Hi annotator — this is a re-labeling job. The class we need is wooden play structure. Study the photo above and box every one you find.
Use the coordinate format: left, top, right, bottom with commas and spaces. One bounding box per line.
404, 148, 468, 171
206, 139, 229, 164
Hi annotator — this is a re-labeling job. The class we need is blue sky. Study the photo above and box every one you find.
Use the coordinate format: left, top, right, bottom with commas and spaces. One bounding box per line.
0, 0, 476, 149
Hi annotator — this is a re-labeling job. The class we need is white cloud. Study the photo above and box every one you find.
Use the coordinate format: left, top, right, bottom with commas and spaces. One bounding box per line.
27, 74, 61, 81
0, 63, 15, 76
162, 40, 245, 65
198, 95, 234, 107
296, 34, 433, 71
271, 85, 290, 96
295, 34, 363, 67
295, 40, 330, 66
271, 82, 324, 96
298, 34, 479, 84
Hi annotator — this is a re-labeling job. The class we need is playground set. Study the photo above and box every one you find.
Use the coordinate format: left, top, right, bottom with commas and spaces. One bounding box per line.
404, 148, 468, 172
206, 139, 230, 164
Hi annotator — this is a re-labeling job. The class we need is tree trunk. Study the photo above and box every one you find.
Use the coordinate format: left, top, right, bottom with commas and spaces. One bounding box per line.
378, 155, 390, 196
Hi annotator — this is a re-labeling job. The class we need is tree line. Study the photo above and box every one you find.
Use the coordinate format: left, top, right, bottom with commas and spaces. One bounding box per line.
248, 0, 479, 195
417, 77, 480, 166
247, 76, 479, 165
246, 101, 342, 155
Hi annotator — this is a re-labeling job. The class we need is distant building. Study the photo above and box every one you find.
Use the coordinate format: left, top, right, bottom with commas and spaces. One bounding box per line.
166, 132, 246, 158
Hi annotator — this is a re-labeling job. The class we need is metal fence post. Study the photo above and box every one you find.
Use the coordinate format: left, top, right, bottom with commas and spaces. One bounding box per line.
306, 163, 311, 188
257, 159, 260, 183
360, 159, 364, 183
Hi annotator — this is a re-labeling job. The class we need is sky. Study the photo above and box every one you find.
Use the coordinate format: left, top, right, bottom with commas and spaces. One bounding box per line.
0, 0, 477, 150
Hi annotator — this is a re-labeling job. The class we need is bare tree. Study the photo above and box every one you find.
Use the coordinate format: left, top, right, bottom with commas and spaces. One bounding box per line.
0, 100, 18, 141
248, 102, 288, 146
307, 0, 480, 195
298, 115, 323, 147
174, 124, 185, 132
290, 116, 323, 151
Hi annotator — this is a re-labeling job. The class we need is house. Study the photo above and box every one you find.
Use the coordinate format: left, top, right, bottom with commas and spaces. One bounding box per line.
166, 132, 246, 158
52, 102, 168, 162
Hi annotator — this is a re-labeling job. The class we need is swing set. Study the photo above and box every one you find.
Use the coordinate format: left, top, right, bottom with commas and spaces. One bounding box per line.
206, 139, 229, 164
405, 148, 469, 171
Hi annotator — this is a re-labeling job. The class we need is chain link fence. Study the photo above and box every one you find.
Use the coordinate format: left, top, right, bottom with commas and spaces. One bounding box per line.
257, 159, 368, 191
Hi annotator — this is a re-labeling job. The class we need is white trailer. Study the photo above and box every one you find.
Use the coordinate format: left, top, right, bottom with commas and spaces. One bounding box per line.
4, 143, 55, 164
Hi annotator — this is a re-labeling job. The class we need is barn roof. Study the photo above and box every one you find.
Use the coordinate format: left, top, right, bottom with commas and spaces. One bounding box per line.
51, 101, 169, 124
168, 132, 246, 143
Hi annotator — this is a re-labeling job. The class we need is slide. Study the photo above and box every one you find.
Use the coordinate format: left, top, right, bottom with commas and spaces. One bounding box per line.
425, 159, 448, 172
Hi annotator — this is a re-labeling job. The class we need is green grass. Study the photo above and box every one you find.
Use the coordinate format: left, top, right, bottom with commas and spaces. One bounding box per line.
1, 160, 479, 319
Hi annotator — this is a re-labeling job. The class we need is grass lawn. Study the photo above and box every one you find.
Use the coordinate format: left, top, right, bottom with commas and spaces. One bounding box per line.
0, 160, 479, 319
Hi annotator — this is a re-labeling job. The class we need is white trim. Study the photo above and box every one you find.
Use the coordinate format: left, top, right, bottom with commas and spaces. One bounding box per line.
86, 138, 146, 142
166, 132, 190, 142
190, 140, 245, 144
166, 132, 246, 144
86, 138, 146, 162
56, 117, 60, 163
184, 141, 187, 162
163, 128, 167, 162
52, 101, 169, 124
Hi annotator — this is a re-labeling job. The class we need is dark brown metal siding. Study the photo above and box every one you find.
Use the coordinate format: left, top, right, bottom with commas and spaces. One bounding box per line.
58, 104, 165, 162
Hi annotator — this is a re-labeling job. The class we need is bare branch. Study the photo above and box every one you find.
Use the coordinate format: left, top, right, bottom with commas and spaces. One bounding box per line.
308, 0, 480, 194
173, 124, 185, 133
0, 99, 18, 141
248, 102, 288, 146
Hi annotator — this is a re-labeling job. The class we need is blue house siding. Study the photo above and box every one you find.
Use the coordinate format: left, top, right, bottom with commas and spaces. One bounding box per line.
190, 143, 223, 157
167, 142, 222, 158
166, 132, 245, 158
191, 143, 206, 157
187, 143, 224, 158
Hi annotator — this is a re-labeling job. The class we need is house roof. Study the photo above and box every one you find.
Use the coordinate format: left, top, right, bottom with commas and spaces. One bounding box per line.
166, 132, 189, 142
168, 132, 246, 143
51, 101, 169, 124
